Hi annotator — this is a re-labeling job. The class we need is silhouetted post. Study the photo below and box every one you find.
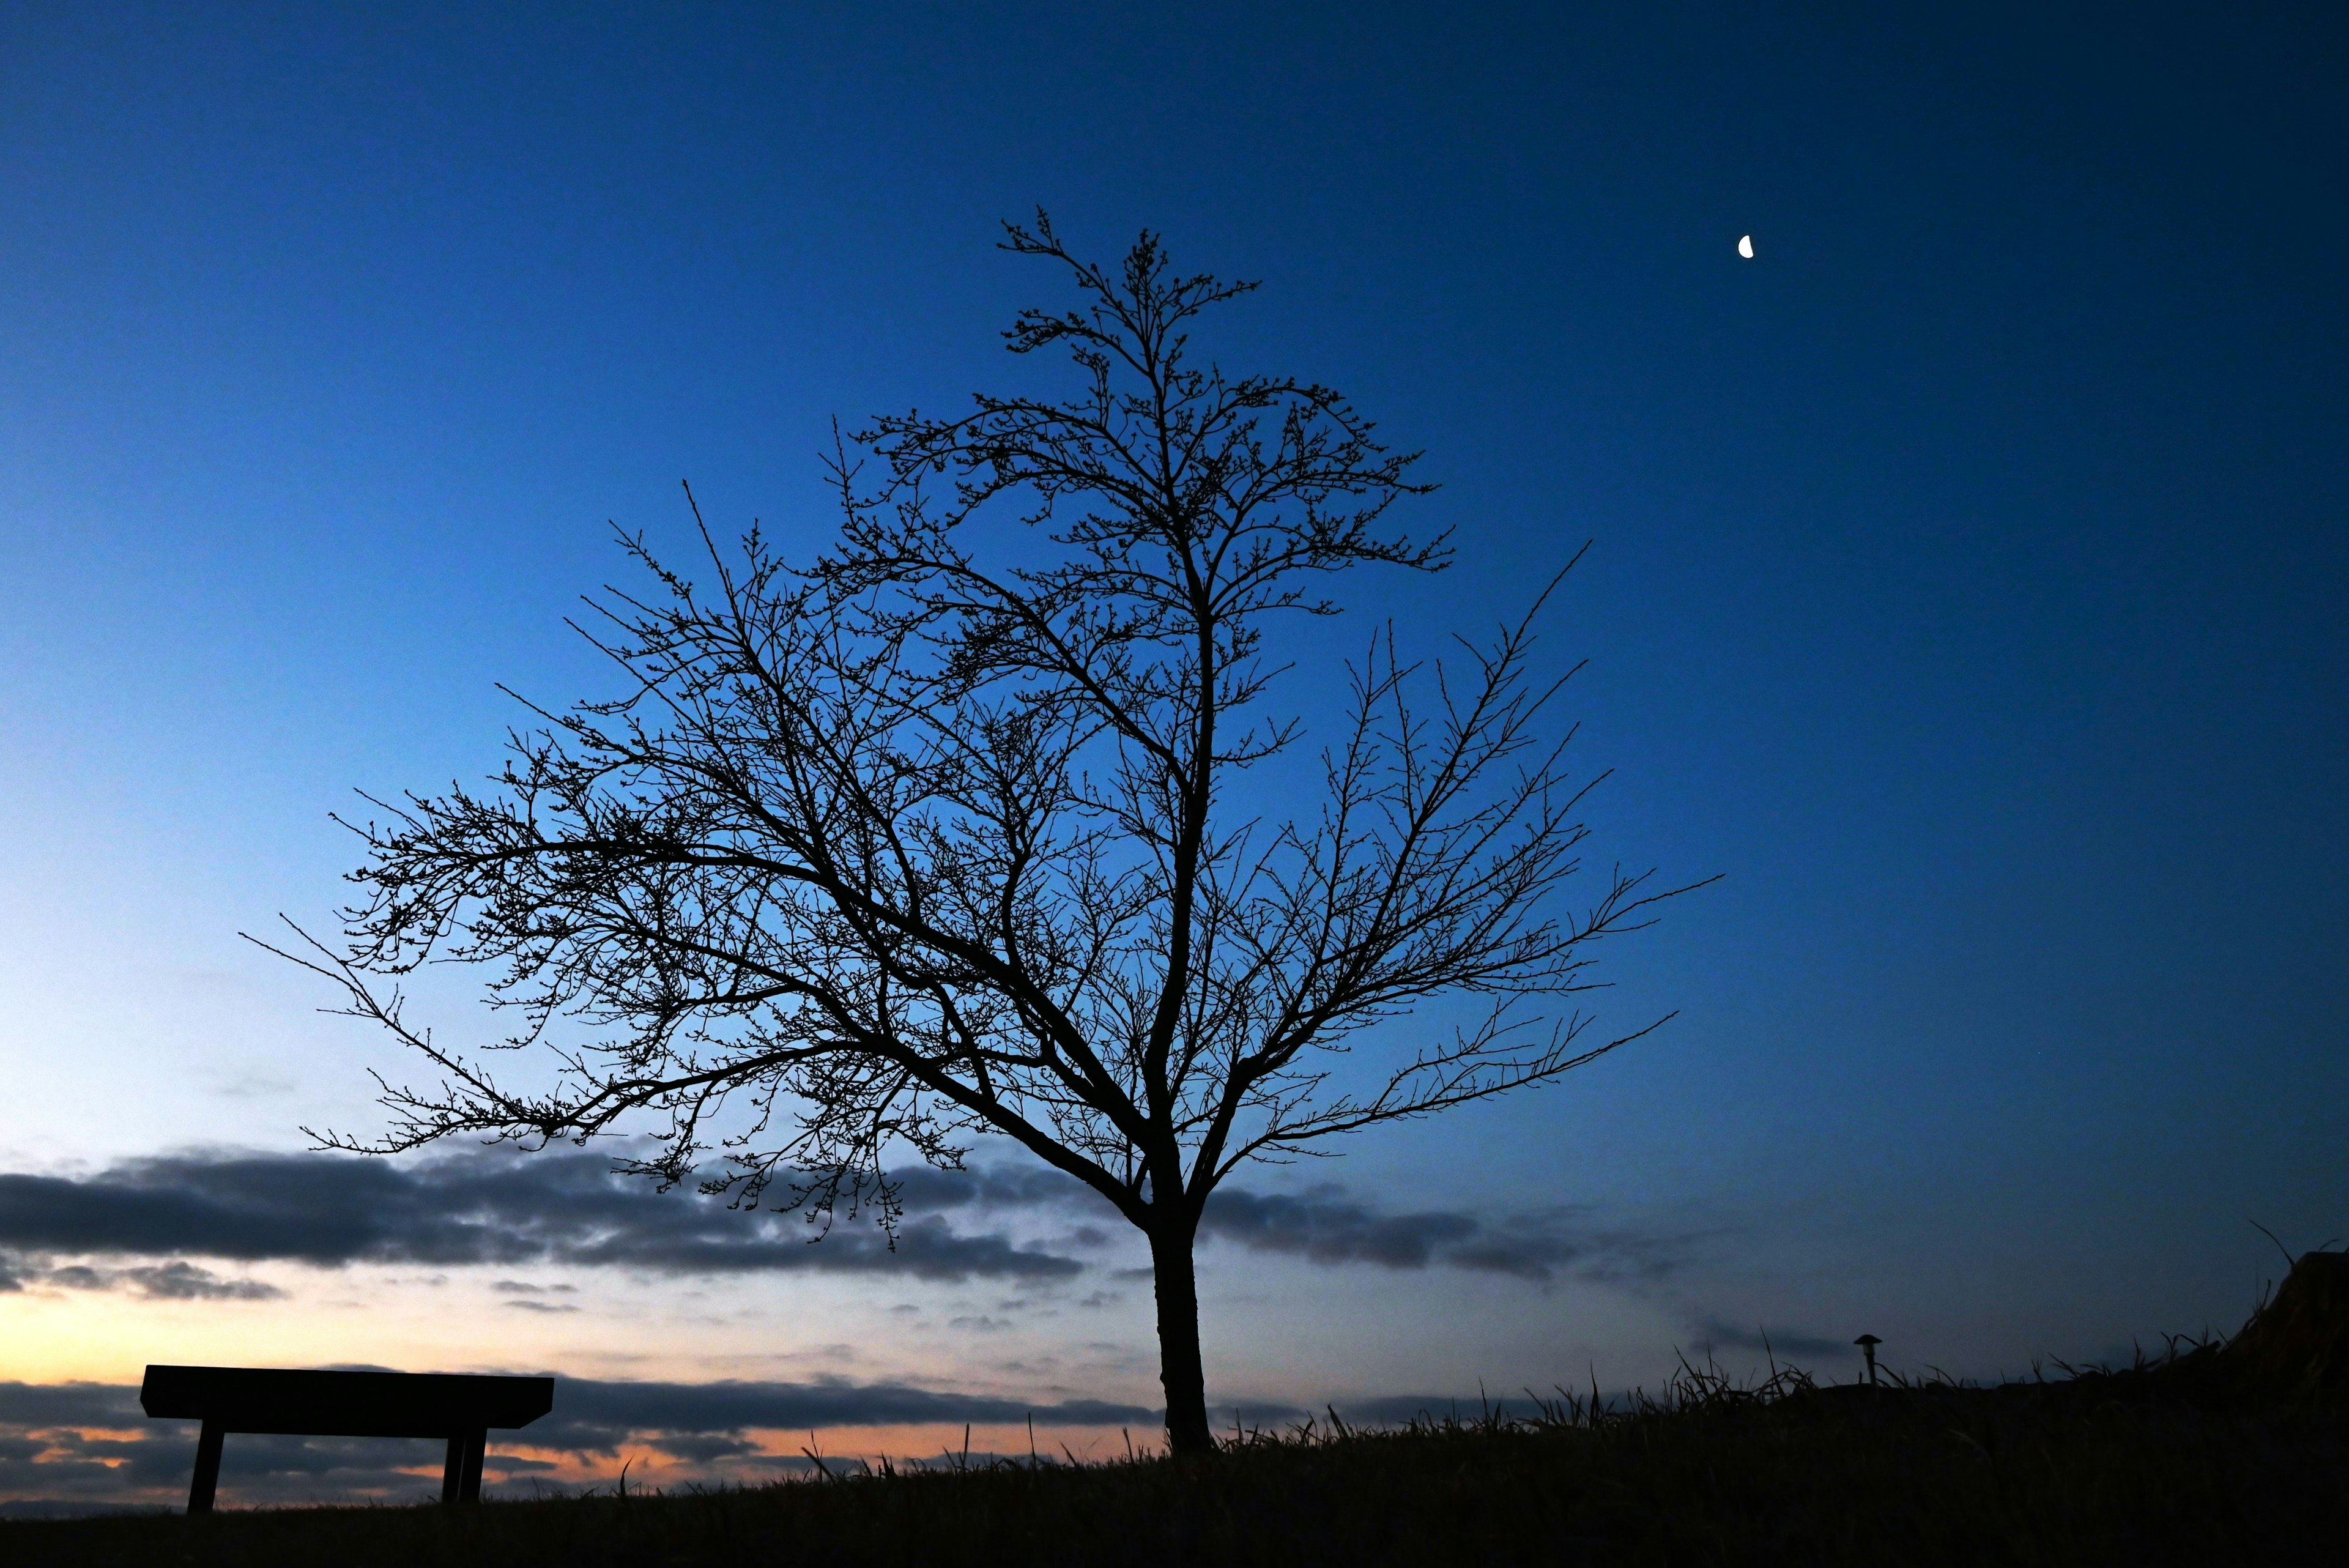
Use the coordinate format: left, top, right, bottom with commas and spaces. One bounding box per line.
1855, 1334, 1882, 1386
187, 1419, 224, 1513
440, 1434, 466, 1504
458, 1427, 487, 1504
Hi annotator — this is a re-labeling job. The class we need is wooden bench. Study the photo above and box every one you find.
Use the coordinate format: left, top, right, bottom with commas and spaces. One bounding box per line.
140, 1365, 555, 1512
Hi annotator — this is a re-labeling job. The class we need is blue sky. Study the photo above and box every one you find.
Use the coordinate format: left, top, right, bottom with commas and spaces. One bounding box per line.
2, 0, 2343, 1506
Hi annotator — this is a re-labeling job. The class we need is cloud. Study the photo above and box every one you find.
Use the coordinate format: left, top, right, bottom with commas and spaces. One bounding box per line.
117, 1262, 284, 1301
0, 1373, 1697, 1512
0, 1149, 1081, 1284
888, 1163, 1701, 1285
886, 1164, 1097, 1213
0, 1381, 146, 1429
1195, 1187, 1698, 1285
0, 1372, 1172, 1510
0, 1258, 283, 1301
1688, 1321, 1857, 1360
1197, 1187, 1477, 1269
0, 1372, 1158, 1454
863, 1161, 1703, 1287
536, 1376, 1157, 1447
0, 1146, 1692, 1295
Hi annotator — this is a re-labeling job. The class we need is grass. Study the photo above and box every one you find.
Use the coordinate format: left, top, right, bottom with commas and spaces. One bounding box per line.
7, 1352, 2345, 1567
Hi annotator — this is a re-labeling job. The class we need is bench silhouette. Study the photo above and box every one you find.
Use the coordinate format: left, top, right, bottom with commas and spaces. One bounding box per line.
140, 1365, 555, 1512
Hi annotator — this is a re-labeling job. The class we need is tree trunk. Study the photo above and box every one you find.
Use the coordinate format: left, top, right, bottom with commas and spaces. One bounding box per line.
1148, 1222, 1215, 1455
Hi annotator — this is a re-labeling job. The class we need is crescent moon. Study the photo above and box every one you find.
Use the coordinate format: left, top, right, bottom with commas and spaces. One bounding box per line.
1737, 234, 1754, 259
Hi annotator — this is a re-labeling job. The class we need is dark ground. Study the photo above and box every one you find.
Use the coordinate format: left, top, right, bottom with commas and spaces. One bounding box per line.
11, 1255, 2347, 1566
6, 1364, 2345, 1567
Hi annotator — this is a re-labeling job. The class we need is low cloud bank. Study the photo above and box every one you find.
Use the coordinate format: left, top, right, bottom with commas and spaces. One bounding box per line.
0, 1373, 1165, 1509
0, 1148, 1696, 1294
1689, 1321, 1857, 1360
537, 1376, 1157, 1452
1198, 1187, 1692, 1285
0, 1255, 282, 1300
0, 1150, 1083, 1289
0, 1375, 1631, 1510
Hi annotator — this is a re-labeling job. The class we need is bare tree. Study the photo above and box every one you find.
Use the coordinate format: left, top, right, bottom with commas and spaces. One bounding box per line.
267, 217, 1697, 1457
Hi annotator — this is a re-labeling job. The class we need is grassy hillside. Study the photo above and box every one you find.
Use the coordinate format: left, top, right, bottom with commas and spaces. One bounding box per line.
7, 1351, 2345, 1567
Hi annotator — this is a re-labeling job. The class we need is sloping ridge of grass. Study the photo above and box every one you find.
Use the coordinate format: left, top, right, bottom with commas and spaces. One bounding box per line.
8, 1252, 2347, 1567
2217, 1247, 2349, 1406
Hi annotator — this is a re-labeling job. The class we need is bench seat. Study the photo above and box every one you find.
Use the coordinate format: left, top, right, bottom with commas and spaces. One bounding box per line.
141, 1365, 555, 1511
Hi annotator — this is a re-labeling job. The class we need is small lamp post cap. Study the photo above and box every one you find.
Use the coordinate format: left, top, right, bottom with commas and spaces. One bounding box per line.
1854, 1334, 1881, 1347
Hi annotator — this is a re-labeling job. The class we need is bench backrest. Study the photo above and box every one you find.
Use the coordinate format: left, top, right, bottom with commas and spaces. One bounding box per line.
140, 1365, 554, 1438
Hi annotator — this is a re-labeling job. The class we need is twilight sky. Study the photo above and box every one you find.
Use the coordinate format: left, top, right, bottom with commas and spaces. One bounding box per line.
2, 0, 2343, 1510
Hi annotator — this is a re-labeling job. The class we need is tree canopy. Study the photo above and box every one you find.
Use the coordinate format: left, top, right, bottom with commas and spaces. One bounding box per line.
271, 217, 1696, 1453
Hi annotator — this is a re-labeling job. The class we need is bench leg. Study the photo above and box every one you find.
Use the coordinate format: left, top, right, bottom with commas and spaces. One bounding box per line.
188, 1420, 224, 1514
441, 1433, 466, 1506
459, 1427, 487, 1504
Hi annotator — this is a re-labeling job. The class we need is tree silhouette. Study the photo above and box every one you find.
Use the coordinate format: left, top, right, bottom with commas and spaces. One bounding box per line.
269, 217, 1696, 1456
